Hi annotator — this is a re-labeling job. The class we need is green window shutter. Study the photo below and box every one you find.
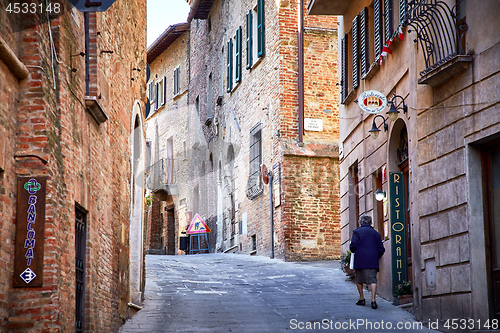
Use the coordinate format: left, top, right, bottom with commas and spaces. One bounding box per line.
257, 0, 265, 58
341, 34, 349, 104
360, 7, 369, 77
226, 41, 231, 92
227, 39, 233, 92
236, 27, 242, 83
352, 15, 359, 90
384, 0, 393, 42
374, 0, 383, 60
246, 10, 253, 69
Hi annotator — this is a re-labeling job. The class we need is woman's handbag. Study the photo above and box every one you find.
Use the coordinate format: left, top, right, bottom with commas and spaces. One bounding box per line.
349, 252, 355, 270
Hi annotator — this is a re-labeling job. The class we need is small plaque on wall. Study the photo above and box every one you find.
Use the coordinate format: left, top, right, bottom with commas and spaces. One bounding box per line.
14, 177, 46, 287
304, 118, 323, 131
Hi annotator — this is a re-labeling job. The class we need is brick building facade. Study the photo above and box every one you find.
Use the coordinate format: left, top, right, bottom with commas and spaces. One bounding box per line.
0, 1, 146, 331
146, 23, 191, 256
309, 0, 500, 325
145, 0, 340, 260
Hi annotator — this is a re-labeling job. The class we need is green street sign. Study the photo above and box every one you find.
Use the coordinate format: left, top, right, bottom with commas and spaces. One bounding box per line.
389, 172, 407, 295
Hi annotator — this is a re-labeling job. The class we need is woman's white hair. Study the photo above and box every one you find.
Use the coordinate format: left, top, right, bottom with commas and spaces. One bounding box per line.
359, 214, 372, 225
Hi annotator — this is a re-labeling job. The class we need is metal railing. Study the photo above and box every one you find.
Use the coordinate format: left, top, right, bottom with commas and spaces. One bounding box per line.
405, 0, 468, 76
147, 158, 174, 191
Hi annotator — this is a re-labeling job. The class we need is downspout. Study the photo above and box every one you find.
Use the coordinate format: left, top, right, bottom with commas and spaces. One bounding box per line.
298, 0, 304, 145
84, 12, 90, 96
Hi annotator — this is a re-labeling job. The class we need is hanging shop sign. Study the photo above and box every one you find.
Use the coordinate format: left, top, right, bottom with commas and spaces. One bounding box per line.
358, 90, 387, 114
389, 172, 407, 295
14, 177, 46, 287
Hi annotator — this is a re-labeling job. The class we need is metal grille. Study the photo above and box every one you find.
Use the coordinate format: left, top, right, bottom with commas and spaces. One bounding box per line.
75, 207, 87, 333
405, 0, 468, 76
147, 158, 175, 191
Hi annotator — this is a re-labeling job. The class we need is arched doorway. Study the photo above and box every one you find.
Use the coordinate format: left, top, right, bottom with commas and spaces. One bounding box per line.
388, 119, 412, 289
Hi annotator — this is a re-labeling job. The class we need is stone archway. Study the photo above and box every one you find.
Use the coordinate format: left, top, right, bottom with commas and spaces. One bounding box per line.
129, 101, 145, 306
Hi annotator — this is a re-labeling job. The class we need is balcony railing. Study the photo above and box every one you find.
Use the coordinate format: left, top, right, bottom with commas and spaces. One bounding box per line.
405, 0, 469, 80
147, 158, 175, 194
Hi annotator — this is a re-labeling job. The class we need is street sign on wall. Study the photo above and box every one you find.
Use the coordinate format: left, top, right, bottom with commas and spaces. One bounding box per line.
389, 172, 407, 295
14, 177, 46, 287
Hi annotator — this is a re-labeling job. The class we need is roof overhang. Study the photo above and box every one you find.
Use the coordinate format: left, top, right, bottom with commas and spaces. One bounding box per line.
147, 22, 190, 64
307, 0, 353, 15
187, 0, 215, 22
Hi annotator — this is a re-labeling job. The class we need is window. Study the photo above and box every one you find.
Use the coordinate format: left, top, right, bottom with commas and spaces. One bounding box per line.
373, 169, 386, 239
148, 80, 155, 103
348, 162, 359, 237
208, 73, 213, 120
340, 0, 408, 104
156, 77, 165, 109
227, 27, 243, 92
246, 123, 263, 199
246, 0, 265, 69
173, 67, 180, 96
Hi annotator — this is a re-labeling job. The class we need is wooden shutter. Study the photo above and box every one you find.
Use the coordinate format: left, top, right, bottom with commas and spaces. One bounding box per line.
374, 0, 383, 59
360, 7, 369, 77
341, 34, 349, 104
162, 76, 166, 105
257, 0, 265, 57
352, 15, 359, 90
227, 39, 233, 92
154, 82, 158, 110
236, 27, 242, 83
399, 0, 407, 25
385, 0, 394, 42
246, 10, 253, 69
173, 69, 178, 95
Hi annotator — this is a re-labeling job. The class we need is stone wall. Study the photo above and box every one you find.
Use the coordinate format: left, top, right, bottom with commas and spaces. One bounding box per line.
0, 0, 146, 331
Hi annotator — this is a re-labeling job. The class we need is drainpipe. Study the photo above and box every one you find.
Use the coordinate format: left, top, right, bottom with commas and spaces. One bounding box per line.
84, 12, 89, 96
269, 170, 274, 259
298, 0, 304, 145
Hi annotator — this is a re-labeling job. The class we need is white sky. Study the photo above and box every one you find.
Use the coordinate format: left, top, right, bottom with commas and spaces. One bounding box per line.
147, 0, 191, 48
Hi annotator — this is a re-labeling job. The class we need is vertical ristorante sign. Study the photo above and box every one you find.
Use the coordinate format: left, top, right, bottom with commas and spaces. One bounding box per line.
14, 177, 46, 287
389, 172, 407, 295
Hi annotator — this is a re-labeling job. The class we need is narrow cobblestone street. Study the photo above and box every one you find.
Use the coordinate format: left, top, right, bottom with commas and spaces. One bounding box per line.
119, 254, 439, 333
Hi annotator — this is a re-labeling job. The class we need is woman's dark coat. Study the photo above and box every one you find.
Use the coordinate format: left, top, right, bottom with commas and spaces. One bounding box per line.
349, 224, 385, 271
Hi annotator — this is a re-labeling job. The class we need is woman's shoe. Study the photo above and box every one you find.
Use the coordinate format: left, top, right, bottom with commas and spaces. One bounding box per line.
371, 301, 378, 309
356, 299, 365, 306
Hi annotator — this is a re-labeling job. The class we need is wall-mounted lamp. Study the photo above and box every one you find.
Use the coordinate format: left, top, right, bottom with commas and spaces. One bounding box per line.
369, 115, 388, 139
386, 94, 408, 121
374, 189, 386, 201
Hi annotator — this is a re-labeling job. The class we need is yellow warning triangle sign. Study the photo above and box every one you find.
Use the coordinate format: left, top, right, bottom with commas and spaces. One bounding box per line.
186, 213, 211, 234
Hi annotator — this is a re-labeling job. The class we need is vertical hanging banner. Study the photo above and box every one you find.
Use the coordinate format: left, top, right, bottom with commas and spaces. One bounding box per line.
389, 172, 407, 295
273, 163, 281, 208
14, 177, 46, 287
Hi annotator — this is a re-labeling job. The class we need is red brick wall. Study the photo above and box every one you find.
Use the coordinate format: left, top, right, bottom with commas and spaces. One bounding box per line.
0, 0, 146, 331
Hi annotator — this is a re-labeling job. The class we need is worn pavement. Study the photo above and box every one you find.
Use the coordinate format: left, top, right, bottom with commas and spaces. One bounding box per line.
119, 254, 440, 333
